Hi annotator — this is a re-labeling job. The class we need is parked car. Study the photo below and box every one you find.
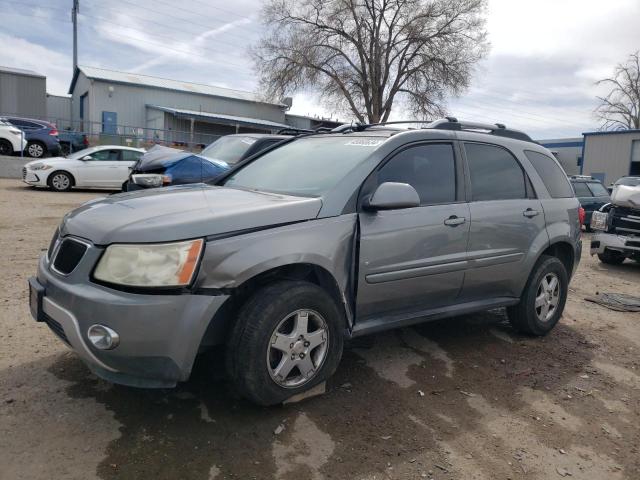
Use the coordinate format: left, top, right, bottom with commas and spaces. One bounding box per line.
0, 118, 27, 155
3, 116, 61, 158
29, 118, 582, 405
22, 145, 145, 191
568, 175, 610, 231
122, 145, 230, 191
58, 130, 89, 156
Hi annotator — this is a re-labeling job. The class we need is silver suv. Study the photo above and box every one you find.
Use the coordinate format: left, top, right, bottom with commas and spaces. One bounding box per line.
29, 118, 582, 405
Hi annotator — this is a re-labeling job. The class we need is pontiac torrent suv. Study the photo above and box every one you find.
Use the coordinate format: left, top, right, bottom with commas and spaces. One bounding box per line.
29, 118, 582, 405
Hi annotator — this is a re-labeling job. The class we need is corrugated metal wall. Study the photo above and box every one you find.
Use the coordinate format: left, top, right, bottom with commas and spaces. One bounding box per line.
46, 95, 72, 128
0, 71, 46, 118
583, 131, 640, 185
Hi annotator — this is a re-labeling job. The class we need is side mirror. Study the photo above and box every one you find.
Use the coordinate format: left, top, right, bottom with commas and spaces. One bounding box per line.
81, 155, 92, 161
365, 182, 420, 211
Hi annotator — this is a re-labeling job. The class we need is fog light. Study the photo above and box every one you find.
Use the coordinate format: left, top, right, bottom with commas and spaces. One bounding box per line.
87, 324, 120, 350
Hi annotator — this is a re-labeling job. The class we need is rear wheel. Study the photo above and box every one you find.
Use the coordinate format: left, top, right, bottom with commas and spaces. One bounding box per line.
0, 139, 12, 155
598, 249, 626, 265
27, 141, 46, 158
507, 255, 568, 336
60, 142, 71, 156
48, 171, 74, 192
226, 281, 344, 406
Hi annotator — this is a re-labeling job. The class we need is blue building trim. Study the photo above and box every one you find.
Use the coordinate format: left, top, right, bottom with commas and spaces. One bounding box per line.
541, 141, 584, 148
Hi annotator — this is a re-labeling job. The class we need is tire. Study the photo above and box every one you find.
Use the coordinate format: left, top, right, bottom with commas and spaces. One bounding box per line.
598, 249, 626, 265
0, 139, 12, 155
26, 141, 46, 158
47, 171, 74, 192
60, 143, 71, 156
507, 255, 568, 336
226, 281, 344, 406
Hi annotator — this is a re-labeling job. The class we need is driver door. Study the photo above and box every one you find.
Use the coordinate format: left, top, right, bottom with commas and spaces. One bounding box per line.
76, 148, 123, 187
356, 143, 470, 321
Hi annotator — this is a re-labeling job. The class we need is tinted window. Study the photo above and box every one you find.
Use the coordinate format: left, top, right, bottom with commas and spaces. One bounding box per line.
465, 143, 526, 201
572, 182, 592, 197
90, 149, 121, 161
587, 182, 609, 196
378, 144, 456, 205
524, 150, 574, 198
122, 150, 143, 161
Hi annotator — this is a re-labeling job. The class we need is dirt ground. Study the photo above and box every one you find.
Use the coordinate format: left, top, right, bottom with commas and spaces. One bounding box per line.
0, 178, 638, 480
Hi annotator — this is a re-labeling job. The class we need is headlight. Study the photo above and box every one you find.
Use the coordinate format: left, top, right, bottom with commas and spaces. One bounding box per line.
132, 174, 171, 187
29, 163, 53, 171
591, 211, 608, 231
93, 239, 204, 287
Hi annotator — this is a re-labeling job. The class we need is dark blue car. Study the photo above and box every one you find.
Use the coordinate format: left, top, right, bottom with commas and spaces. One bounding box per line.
4, 116, 61, 158
122, 145, 230, 191
569, 175, 610, 231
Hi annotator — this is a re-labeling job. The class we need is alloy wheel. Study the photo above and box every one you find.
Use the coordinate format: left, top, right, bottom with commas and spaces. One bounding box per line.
534, 273, 560, 322
266, 309, 329, 388
28, 143, 44, 158
51, 173, 70, 191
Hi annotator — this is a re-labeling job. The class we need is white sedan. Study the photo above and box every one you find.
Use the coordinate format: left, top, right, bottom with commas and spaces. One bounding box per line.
23, 146, 145, 192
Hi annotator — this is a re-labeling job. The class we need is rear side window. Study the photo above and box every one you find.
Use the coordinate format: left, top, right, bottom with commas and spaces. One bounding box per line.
378, 143, 456, 205
524, 150, 574, 198
465, 143, 526, 201
572, 182, 591, 197
122, 150, 143, 162
587, 182, 608, 196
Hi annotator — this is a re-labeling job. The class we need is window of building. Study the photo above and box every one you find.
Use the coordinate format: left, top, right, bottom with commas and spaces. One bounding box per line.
465, 143, 526, 201
377, 143, 456, 205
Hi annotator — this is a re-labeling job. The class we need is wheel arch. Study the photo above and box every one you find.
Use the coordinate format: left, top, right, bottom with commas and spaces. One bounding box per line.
537, 240, 576, 278
47, 169, 76, 188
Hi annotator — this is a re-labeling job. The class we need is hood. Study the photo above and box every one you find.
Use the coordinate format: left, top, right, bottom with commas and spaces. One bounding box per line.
60, 185, 323, 244
611, 185, 640, 209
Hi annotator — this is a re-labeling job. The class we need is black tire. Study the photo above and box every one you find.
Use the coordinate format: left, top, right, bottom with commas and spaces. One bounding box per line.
26, 141, 47, 158
598, 249, 626, 265
47, 171, 74, 192
507, 255, 568, 336
0, 139, 12, 155
226, 281, 344, 406
60, 142, 71, 156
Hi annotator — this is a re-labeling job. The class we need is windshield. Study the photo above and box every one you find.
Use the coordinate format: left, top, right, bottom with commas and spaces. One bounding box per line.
615, 177, 640, 187
223, 136, 384, 196
201, 136, 257, 164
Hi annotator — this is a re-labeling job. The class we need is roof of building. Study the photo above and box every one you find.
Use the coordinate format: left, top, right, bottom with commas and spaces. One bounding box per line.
0, 65, 45, 78
69, 66, 284, 106
583, 129, 640, 137
148, 105, 290, 130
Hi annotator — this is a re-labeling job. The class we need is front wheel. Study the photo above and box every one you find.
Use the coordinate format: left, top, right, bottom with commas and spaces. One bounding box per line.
48, 171, 74, 192
507, 255, 568, 336
226, 281, 344, 406
598, 249, 626, 265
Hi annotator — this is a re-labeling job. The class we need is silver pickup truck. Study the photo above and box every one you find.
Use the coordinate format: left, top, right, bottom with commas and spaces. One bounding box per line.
29, 118, 582, 405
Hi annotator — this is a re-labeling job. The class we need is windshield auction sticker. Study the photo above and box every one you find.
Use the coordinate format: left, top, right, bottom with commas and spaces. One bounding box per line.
345, 138, 384, 147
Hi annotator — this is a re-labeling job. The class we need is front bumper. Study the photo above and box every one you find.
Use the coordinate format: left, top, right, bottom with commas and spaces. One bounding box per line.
30, 244, 229, 387
22, 168, 49, 186
590, 232, 640, 256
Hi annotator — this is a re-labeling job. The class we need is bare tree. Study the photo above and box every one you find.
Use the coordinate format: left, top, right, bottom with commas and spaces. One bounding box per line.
595, 51, 640, 130
253, 0, 488, 123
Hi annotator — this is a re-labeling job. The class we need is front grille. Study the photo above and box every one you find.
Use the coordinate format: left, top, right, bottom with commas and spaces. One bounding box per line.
22, 167, 26, 180
52, 238, 87, 275
610, 207, 640, 235
626, 240, 640, 248
43, 313, 70, 345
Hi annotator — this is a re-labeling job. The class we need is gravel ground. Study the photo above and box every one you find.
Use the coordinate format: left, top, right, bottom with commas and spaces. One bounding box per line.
1, 178, 639, 480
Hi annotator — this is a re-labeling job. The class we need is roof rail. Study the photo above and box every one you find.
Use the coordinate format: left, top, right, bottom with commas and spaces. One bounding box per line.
276, 127, 315, 135
330, 117, 535, 143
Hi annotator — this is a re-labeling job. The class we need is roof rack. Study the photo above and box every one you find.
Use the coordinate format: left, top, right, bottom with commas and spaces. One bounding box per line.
276, 127, 315, 135
331, 117, 536, 143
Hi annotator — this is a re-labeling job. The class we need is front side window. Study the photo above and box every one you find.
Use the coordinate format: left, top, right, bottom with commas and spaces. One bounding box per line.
465, 143, 526, 201
524, 150, 574, 198
377, 143, 456, 205
224, 136, 383, 196
89, 149, 121, 161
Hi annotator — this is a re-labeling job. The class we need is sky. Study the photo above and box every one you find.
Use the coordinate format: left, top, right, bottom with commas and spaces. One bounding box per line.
0, 0, 638, 139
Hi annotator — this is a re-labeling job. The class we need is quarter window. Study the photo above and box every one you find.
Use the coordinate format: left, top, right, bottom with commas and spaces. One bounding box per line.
465, 143, 526, 201
572, 182, 592, 197
524, 150, 574, 198
378, 143, 456, 205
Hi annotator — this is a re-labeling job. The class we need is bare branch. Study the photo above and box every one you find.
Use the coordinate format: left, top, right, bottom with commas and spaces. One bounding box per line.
594, 51, 640, 130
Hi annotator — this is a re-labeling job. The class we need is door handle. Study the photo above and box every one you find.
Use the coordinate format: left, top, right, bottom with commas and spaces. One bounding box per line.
444, 215, 466, 226
523, 208, 540, 218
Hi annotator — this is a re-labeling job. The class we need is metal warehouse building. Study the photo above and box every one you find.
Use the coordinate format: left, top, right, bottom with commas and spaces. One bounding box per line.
537, 137, 583, 175
581, 130, 640, 185
68, 66, 292, 146
0, 66, 46, 118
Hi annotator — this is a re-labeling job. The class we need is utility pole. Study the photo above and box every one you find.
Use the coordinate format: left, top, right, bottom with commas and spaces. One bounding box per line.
72, 0, 79, 73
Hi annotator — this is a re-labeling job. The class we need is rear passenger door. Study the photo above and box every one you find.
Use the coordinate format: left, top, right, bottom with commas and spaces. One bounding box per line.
357, 142, 470, 320
459, 142, 546, 301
